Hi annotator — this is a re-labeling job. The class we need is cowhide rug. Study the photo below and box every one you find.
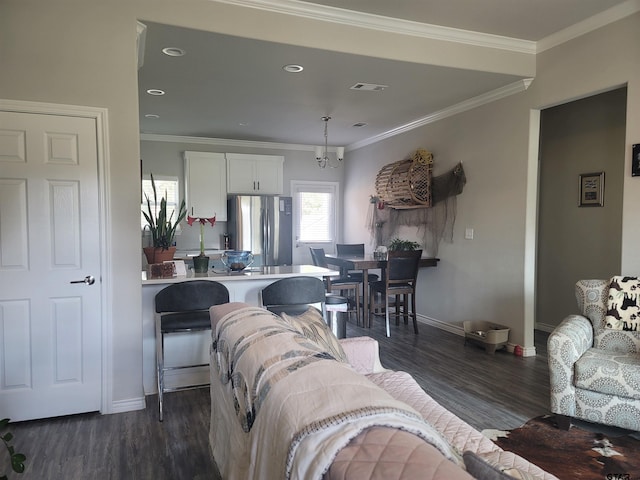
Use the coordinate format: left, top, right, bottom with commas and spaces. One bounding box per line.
482, 415, 639, 480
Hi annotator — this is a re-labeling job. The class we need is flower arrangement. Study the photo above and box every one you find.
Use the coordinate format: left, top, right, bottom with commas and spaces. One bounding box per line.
187, 215, 216, 256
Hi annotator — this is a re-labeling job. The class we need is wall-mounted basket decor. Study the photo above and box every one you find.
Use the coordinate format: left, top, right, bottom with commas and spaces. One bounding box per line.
375, 149, 433, 209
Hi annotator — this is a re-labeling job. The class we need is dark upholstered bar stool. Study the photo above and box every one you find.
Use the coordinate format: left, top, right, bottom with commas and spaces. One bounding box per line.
260, 276, 326, 316
260, 276, 349, 339
155, 280, 229, 421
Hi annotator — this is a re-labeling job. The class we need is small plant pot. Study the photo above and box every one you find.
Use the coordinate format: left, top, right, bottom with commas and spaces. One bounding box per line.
143, 246, 176, 265
193, 254, 209, 273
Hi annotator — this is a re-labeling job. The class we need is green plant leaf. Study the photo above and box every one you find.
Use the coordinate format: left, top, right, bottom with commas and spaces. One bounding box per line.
1, 418, 26, 477
11, 454, 25, 473
142, 173, 186, 249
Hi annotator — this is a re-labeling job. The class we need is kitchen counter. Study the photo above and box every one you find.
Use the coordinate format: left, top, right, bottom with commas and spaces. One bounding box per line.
141, 264, 337, 285
141, 264, 338, 394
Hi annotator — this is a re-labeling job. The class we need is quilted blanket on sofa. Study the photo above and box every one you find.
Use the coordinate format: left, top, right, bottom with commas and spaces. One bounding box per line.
209, 304, 458, 480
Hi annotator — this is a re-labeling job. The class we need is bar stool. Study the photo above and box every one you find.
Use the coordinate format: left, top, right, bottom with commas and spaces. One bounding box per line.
155, 280, 229, 421
260, 276, 349, 339
260, 276, 326, 316
369, 250, 422, 337
310, 247, 362, 325
325, 294, 349, 339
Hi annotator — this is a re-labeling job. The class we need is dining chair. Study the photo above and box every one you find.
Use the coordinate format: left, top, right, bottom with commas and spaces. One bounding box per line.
335, 243, 379, 283
309, 247, 362, 325
369, 250, 422, 337
155, 280, 230, 421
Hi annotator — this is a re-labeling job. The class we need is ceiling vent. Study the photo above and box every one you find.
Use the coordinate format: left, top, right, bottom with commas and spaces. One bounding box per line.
353, 122, 367, 127
350, 83, 388, 92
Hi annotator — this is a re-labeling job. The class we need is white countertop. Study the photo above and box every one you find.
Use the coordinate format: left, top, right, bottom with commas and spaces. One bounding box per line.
141, 264, 338, 285
174, 249, 226, 258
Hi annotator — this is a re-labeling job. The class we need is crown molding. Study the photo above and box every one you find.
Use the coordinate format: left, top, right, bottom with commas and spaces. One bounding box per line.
141, 79, 533, 153
212, 0, 536, 54
347, 78, 533, 151
140, 133, 315, 151
537, 0, 640, 52
136, 21, 147, 70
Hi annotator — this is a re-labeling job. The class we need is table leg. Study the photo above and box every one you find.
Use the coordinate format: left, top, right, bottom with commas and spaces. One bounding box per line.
362, 268, 369, 328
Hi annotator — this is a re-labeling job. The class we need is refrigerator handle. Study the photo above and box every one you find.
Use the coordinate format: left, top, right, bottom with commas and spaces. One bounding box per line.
264, 207, 271, 257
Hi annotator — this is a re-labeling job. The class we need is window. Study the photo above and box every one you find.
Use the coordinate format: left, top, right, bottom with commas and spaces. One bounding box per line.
292, 181, 339, 246
141, 175, 181, 232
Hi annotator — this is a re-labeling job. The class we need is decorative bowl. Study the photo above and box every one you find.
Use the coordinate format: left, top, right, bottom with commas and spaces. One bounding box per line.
221, 250, 254, 271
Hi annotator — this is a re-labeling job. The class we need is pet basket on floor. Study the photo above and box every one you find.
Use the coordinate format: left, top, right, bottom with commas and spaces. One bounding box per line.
375, 149, 433, 208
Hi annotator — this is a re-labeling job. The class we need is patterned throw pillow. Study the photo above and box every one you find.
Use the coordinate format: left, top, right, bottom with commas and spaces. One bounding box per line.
280, 308, 349, 363
605, 276, 640, 331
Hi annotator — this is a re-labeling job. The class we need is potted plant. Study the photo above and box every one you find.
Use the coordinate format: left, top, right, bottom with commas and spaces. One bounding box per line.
1, 418, 25, 479
388, 238, 421, 251
186, 214, 216, 273
142, 173, 187, 264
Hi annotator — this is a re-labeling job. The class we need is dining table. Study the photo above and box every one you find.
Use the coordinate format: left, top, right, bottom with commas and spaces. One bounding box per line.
323, 253, 439, 327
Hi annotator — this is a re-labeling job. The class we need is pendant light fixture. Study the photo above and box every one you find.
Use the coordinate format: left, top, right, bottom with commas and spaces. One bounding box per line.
315, 116, 344, 168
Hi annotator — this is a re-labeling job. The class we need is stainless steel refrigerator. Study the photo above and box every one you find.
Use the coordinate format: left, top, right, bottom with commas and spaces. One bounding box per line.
227, 195, 293, 266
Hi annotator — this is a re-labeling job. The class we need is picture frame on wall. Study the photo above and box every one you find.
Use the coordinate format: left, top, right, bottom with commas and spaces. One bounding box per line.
578, 171, 604, 207
632, 144, 640, 176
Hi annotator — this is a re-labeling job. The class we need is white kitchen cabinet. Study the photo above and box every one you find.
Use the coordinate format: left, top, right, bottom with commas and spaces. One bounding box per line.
184, 151, 227, 221
226, 153, 284, 194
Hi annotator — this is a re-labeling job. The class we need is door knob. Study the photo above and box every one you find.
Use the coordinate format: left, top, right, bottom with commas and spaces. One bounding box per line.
70, 275, 95, 285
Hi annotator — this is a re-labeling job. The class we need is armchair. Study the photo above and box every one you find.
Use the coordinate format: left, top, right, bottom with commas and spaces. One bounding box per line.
547, 278, 640, 431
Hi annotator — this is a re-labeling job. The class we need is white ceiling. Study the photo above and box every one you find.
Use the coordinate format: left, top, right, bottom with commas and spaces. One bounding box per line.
137, 0, 632, 148
301, 0, 629, 40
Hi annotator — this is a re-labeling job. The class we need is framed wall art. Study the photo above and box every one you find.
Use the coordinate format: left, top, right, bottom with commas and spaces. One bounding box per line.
633, 143, 640, 176
578, 171, 604, 207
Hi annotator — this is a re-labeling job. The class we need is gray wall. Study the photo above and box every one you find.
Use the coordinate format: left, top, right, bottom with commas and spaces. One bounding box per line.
536, 88, 626, 329
344, 13, 640, 349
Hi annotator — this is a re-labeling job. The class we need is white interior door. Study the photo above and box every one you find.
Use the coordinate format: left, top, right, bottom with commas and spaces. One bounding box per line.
0, 110, 102, 421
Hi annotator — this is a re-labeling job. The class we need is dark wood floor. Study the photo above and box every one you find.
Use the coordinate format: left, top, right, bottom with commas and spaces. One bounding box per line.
353, 317, 551, 432
3, 320, 550, 479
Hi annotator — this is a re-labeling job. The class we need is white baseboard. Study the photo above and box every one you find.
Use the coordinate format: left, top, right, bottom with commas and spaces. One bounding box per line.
417, 314, 465, 336
418, 314, 538, 357
110, 396, 146, 414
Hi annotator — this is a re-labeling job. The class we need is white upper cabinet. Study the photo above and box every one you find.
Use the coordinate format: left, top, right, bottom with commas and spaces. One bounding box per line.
184, 151, 227, 221
226, 153, 284, 194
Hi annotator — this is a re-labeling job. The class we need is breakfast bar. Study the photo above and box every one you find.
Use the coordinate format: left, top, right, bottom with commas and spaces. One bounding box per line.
141, 265, 338, 394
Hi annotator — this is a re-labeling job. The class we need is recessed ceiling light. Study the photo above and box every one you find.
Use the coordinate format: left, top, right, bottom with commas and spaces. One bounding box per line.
162, 47, 186, 57
238, 122, 249, 127
283, 64, 304, 73
145, 114, 160, 119
146, 89, 165, 96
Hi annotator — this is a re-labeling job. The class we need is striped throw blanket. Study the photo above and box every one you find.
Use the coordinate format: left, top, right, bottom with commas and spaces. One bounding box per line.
210, 305, 458, 480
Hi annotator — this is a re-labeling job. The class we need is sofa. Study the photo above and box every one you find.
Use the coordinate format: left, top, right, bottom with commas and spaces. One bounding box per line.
209, 302, 557, 479
548, 278, 640, 431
